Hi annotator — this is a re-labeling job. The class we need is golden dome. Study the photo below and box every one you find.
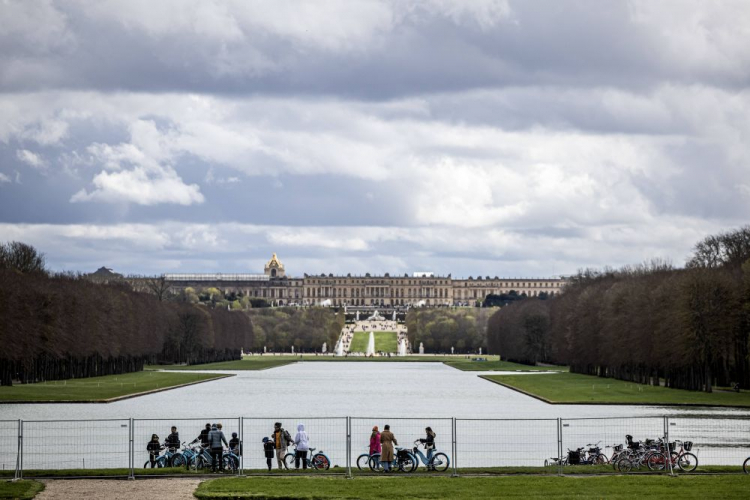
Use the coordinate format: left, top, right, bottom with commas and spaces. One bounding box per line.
266, 253, 283, 269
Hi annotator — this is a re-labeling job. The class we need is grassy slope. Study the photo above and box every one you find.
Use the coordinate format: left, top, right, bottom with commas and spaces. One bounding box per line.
444, 358, 566, 372
0, 480, 44, 499
349, 331, 399, 353
195, 475, 750, 499
0, 371, 229, 402
485, 372, 750, 407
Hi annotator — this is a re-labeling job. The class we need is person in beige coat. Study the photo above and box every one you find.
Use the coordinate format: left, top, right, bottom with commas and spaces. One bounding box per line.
379, 424, 397, 472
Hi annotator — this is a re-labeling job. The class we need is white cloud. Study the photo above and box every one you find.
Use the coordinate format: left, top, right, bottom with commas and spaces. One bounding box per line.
0, 172, 10, 183
16, 149, 46, 169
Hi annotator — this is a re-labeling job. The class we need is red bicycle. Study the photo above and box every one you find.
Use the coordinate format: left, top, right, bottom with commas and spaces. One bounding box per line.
646, 440, 698, 472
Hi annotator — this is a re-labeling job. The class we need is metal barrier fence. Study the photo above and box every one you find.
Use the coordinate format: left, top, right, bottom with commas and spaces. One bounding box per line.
2, 415, 749, 478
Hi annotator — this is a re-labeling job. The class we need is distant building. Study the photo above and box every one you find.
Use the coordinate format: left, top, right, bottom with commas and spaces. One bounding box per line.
153, 254, 568, 307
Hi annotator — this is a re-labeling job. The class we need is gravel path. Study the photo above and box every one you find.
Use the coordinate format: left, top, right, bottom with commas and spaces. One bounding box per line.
37, 478, 202, 499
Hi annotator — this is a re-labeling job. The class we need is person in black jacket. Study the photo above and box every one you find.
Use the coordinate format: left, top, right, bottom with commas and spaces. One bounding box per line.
147, 434, 161, 468
262, 437, 275, 471
165, 426, 180, 452
419, 427, 437, 467
191, 423, 211, 448
229, 432, 241, 456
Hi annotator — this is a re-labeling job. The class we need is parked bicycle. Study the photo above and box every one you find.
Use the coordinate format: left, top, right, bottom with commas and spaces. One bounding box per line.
369, 447, 417, 472
411, 440, 450, 471
357, 447, 376, 470
143, 443, 185, 468
283, 446, 331, 470
646, 440, 698, 472
744, 456, 750, 474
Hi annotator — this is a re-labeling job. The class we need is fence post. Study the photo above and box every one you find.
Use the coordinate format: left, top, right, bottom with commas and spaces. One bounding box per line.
451, 417, 458, 477
239, 417, 244, 476
14, 419, 22, 481
557, 418, 563, 477
128, 418, 135, 480
346, 417, 352, 479
664, 416, 675, 477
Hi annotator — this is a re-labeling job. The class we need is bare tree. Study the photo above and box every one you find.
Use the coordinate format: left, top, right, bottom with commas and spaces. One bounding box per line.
145, 275, 172, 302
0, 241, 46, 274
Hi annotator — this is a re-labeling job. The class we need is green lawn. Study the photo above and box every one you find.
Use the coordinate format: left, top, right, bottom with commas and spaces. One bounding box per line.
444, 357, 566, 372
147, 357, 297, 371
484, 372, 750, 407
0, 480, 44, 499
195, 475, 750, 499
348, 331, 399, 353
0, 371, 230, 403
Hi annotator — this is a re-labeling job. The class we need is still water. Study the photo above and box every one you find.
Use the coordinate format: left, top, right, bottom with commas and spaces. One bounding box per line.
1, 363, 747, 470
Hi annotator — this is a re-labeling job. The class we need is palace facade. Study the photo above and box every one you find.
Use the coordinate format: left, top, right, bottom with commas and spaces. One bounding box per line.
162, 254, 567, 307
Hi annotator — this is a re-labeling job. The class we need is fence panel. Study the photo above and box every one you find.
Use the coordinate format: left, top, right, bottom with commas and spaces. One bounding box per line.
456, 418, 558, 471
0, 420, 18, 475
133, 417, 241, 474
22, 419, 130, 472
242, 417, 347, 472
351, 417, 453, 472
668, 416, 750, 469
560, 416, 664, 468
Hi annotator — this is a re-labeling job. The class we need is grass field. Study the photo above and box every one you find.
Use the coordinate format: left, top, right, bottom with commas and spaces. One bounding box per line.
0, 480, 44, 499
348, 331, 399, 353
485, 372, 750, 407
444, 358, 566, 372
0, 371, 230, 403
194, 475, 750, 499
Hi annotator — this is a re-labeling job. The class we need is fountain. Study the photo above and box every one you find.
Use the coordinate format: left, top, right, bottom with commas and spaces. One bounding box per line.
398, 338, 407, 356
392, 311, 396, 321
336, 341, 344, 356
356, 311, 360, 321
366, 331, 376, 356
419, 342, 424, 355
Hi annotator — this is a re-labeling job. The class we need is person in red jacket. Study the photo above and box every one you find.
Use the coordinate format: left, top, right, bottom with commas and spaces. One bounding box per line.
369, 426, 381, 469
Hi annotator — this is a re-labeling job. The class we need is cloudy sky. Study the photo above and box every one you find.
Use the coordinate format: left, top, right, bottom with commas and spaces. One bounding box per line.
1, 0, 749, 278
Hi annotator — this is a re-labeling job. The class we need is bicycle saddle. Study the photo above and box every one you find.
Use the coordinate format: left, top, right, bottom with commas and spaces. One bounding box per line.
309, 447, 316, 452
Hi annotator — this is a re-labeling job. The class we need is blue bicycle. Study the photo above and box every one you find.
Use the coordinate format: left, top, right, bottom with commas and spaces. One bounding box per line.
368, 447, 417, 472
411, 440, 450, 472
143, 444, 185, 468
283, 446, 331, 470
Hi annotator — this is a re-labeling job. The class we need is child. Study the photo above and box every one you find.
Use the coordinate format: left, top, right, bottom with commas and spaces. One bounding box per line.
229, 432, 241, 456
147, 434, 161, 468
262, 437, 275, 471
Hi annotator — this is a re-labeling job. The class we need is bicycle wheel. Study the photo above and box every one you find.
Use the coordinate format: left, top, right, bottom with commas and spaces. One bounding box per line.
677, 452, 698, 472
646, 452, 667, 471
284, 453, 296, 468
743, 457, 750, 474
617, 457, 632, 473
171, 453, 186, 468
143, 460, 161, 469
357, 454, 371, 470
368, 454, 383, 471
398, 453, 417, 473
430, 452, 450, 472
312, 453, 330, 470
595, 454, 608, 465
190, 456, 205, 471
222, 455, 238, 472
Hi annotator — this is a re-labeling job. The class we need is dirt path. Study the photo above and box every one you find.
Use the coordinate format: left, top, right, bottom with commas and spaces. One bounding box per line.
37, 478, 202, 499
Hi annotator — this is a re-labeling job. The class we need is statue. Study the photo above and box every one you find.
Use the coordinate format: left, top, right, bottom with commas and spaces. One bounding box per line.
419, 342, 424, 355
263, 345, 267, 353
392, 310, 396, 321
451, 346, 454, 355
356, 310, 360, 321
479, 347, 482, 355
322, 342, 327, 353
291, 345, 295, 354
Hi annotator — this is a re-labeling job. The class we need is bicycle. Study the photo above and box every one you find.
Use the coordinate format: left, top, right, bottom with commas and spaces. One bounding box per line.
744, 456, 750, 474
283, 447, 331, 470
646, 440, 698, 473
357, 447, 376, 470
368, 447, 417, 473
411, 440, 450, 472
223, 448, 241, 472
143, 443, 185, 469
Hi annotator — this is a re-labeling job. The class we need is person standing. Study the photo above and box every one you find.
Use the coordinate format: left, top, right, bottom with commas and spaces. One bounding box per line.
262, 437, 275, 471
191, 423, 211, 448
165, 426, 180, 452
146, 434, 161, 468
380, 424, 397, 472
294, 423, 309, 470
369, 426, 381, 469
208, 423, 228, 473
272, 422, 292, 470
419, 427, 437, 468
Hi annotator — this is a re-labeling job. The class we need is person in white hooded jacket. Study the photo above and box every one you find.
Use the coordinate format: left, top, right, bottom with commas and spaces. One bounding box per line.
294, 423, 310, 469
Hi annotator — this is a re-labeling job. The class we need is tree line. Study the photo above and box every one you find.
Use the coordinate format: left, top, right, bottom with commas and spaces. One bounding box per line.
487, 226, 750, 392
406, 308, 491, 353
0, 242, 253, 385
247, 307, 343, 352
